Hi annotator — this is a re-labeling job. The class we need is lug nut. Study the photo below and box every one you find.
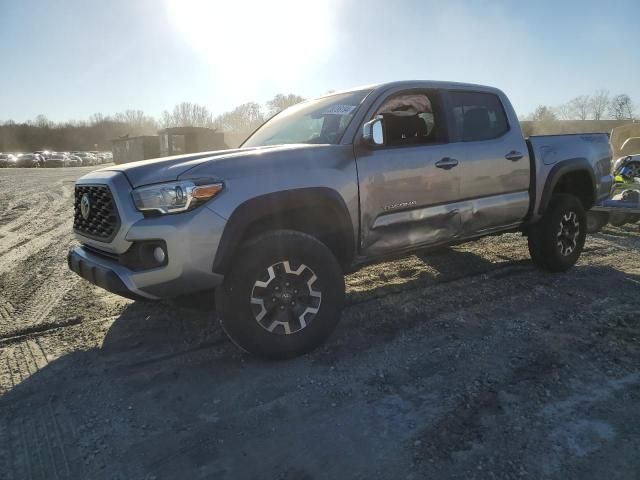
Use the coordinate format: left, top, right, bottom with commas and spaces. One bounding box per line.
279, 305, 285, 310
272, 297, 277, 302
290, 301, 295, 306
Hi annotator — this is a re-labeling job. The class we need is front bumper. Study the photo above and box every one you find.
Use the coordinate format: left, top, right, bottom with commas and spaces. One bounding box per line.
68, 247, 150, 301
68, 229, 226, 300
69, 172, 229, 300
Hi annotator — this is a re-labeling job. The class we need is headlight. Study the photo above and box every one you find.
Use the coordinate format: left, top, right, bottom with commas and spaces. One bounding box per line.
132, 180, 223, 215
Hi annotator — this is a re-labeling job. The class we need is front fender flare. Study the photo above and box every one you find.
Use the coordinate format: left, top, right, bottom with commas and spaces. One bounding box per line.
212, 187, 355, 273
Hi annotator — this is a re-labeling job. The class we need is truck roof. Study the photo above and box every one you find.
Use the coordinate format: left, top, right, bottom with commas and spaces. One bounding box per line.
324, 80, 504, 99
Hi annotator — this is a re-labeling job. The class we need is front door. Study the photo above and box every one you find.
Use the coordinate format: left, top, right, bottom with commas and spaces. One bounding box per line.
354, 89, 467, 257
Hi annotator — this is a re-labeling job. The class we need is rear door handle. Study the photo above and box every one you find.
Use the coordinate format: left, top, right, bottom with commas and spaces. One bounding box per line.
435, 157, 459, 170
505, 150, 523, 161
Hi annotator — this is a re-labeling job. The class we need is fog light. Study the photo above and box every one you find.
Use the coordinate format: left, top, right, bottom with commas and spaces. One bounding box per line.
153, 246, 166, 264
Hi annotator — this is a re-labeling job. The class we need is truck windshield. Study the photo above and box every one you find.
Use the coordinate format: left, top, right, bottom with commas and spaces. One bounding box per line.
242, 90, 371, 147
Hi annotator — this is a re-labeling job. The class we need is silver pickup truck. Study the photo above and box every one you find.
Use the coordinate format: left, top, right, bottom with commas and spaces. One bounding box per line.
68, 81, 613, 358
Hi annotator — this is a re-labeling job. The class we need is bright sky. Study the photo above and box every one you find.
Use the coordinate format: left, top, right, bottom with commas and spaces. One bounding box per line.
1, 0, 639, 122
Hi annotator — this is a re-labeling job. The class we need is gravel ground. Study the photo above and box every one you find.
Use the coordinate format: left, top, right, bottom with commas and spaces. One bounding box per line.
0, 166, 639, 480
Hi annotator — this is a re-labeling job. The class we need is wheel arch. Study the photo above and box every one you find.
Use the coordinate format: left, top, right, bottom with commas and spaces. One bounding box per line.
539, 159, 597, 215
212, 187, 355, 273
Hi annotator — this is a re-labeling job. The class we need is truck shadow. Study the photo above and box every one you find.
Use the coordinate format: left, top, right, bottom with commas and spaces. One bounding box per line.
2, 254, 639, 478
346, 246, 529, 305
100, 248, 506, 356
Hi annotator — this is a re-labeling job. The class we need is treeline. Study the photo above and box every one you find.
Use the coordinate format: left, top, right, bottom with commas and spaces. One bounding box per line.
526, 90, 636, 123
0, 93, 305, 152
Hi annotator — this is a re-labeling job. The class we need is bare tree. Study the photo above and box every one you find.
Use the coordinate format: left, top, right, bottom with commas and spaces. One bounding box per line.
609, 94, 635, 120
89, 113, 108, 125
553, 103, 574, 120
214, 102, 264, 133
265, 94, 305, 117
112, 110, 157, 134
589, 89, 610, 120
568, 95, 591, 120
213, 102, 265, 147
531, 105, 557, 123
33, 114, 53, 128
161, 102, 214, 128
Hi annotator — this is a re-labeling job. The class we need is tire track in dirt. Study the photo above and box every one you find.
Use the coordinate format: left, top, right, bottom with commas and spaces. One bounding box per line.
0, 298, 16, 323
0, 192, 57, 235
0, 185, 71, 261
1, 404, 75, 480
0, 182, 52, 227
0, 228, 79, 337
0, 222, 72, 275
0, 217, 71, 269
0, 337, 77, 480
0, 174, 78, 338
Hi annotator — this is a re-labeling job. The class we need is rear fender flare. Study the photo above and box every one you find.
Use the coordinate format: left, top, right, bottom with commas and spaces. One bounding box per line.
539, 158, 596, 214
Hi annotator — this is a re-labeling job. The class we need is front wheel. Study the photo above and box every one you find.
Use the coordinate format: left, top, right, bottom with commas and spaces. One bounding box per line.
216, 230, 345, 359
528, 194, 587, 272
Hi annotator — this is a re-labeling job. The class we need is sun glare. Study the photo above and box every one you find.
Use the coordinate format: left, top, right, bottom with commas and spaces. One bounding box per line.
165, 0, 335, 84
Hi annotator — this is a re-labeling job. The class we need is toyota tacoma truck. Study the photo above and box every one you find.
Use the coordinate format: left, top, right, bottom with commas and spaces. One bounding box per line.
68, 81, 613, 358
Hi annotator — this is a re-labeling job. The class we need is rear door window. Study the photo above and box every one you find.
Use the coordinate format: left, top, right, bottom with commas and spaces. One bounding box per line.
449, 92, 509, 142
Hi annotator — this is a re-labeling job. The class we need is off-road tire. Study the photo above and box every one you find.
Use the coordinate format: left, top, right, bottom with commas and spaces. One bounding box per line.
216, 230, 345, 359
585, 211, 609, 233
528, 194, 586, 272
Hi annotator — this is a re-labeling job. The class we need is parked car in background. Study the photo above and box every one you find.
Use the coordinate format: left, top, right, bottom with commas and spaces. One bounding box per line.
65, 155, 83, 167
0, 153, 17, 167
45, 153, 66, 167
34, 150, 51, 160
74, 152, 98, 166
16, 154, 39, 167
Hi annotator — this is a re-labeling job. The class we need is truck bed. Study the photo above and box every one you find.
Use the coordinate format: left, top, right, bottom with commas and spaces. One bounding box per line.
526, 133, 614, 221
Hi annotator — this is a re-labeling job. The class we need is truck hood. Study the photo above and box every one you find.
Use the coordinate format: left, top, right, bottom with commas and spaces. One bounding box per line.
103, 148, 249, 188
103, 144, 334, 188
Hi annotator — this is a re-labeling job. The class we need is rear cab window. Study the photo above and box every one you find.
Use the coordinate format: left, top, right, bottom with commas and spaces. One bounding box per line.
449, 91, 509, 142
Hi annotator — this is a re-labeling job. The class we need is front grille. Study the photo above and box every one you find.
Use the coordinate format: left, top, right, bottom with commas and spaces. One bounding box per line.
73, 185, 120, 241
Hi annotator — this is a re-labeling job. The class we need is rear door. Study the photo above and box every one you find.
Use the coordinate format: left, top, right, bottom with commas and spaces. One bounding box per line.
448, 91, 530, 234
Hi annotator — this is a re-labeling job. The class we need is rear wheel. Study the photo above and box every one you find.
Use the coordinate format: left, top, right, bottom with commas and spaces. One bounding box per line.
528, 194, 586, 272
216, 230, 345, 359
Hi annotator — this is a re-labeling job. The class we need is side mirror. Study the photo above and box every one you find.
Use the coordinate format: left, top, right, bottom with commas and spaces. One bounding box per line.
362, 118, 384, 147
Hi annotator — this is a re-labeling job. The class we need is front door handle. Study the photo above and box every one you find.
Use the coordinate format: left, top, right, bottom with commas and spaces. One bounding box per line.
505, 150, 523, 161
435, 157, 459, 170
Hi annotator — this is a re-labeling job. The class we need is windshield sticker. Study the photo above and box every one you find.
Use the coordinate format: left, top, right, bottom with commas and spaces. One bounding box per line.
322, 104, 356, 115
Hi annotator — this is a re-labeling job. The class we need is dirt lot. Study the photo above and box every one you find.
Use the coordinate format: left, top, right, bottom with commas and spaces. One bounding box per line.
0, 166, 639, 480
